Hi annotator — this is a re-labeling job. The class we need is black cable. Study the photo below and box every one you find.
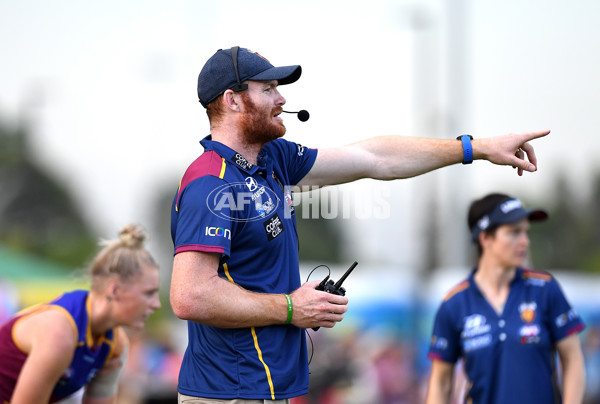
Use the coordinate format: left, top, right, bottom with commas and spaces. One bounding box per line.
305, 264, 330, 366
306, 264, 330, 282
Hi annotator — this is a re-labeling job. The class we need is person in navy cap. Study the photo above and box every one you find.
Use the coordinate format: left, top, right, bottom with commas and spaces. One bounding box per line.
170, 46, 551, 403
426, 193, 586, 404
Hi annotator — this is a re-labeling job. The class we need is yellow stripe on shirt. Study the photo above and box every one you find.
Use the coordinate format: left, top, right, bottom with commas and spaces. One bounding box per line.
222, 263, 276, 399
219, 157, 226, 179
252, 326, 276, 400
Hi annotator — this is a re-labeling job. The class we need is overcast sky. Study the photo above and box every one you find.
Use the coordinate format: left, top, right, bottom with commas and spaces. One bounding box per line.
1, 0, 599, 266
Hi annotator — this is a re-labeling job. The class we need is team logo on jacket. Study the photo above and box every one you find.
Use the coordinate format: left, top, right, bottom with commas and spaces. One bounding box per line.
519, 302, 537, 323
263, 213, 284, 241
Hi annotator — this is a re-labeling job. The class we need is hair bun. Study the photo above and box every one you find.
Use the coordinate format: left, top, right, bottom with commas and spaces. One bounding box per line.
118, 223, 147, 248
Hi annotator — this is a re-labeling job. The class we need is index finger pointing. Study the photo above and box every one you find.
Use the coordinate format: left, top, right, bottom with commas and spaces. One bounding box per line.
522, 129, 551, 142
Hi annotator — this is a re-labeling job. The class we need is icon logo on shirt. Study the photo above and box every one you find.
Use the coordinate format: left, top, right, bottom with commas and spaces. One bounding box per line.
205, 226, 232, 240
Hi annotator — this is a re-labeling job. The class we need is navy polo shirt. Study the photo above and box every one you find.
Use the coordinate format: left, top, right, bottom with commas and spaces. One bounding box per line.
428, 267, 585, 404
171, 136, 317, 400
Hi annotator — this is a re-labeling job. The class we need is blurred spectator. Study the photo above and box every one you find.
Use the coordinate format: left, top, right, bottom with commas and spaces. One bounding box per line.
118, 326, 182, 404
370, 342, 419, 403
0, 278, 18, 324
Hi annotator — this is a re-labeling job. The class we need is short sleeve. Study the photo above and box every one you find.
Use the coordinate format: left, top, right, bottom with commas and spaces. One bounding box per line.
172, 175, 233, 257
264, 139, 318, 185
546, 277, 585, 342
428, 301, 462, 363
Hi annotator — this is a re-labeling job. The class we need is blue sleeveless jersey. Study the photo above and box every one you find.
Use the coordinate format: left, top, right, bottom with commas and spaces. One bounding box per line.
49, 290, 116, 402
0, 290, 115, 403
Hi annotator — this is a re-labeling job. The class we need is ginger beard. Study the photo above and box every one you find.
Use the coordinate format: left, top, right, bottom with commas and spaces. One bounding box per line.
238, 92, 286, 146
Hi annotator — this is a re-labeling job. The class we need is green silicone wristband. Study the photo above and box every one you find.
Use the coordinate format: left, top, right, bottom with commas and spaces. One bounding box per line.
284, 294, 293, 324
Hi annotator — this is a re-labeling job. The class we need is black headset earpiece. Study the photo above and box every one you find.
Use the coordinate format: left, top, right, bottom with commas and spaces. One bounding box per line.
230, 46, 248, 93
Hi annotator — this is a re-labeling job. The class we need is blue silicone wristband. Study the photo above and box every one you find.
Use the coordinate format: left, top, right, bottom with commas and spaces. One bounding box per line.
457, 134, 473, 164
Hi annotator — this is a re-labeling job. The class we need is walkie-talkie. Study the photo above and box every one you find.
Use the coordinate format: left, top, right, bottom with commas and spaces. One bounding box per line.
313, 261, 358, 331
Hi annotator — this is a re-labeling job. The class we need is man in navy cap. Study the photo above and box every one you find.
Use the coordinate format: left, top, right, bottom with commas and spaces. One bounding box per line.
170, 46, 551, 403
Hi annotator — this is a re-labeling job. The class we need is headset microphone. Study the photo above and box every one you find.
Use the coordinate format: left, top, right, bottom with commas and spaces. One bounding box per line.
282, 110, 310, 122
229, 47, 308, 122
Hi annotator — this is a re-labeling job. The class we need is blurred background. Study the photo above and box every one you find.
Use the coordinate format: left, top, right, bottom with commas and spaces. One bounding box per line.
1, 0, 600, 403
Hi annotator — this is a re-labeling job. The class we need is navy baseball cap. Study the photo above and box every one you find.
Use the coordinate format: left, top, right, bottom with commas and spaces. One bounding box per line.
470, 197, 548, 242
197, 47, 302, 108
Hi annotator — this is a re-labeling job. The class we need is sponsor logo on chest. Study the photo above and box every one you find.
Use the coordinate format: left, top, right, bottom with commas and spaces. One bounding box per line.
263, 213, 284, 241
461, 314, 493, 351
461, 314, 491, 338
519, 324, 541, 344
